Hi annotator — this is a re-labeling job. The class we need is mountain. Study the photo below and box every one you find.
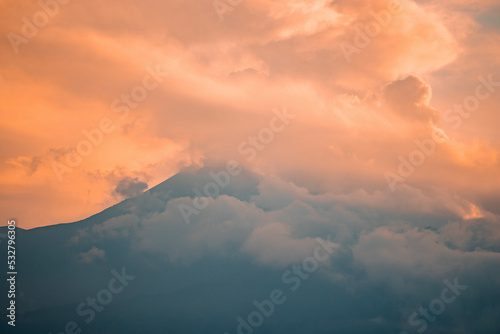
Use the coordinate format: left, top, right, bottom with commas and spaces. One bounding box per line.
1, 167, 498, 334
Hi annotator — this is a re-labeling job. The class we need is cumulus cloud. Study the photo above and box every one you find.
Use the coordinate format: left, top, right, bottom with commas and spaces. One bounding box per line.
56, 166, 500, 333
75, 246, 106, 263
2, 0, 499, 331
383, 75, 439, 123
134, 196, 266, 265
1, 0, 499, 241
92, 214, 141, 239
114, 177, 148, 198
241, 222, 322, 267
68, 171, 500, 289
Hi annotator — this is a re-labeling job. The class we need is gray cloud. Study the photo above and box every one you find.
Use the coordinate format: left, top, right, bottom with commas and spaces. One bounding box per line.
80, 171, 500, 286
51, 168, 500, 333
114, 177, 148, 198
75, 246, 106, 263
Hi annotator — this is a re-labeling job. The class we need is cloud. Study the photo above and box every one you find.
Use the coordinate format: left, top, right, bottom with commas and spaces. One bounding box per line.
92, 214, 141, 239
351, 222, 500, 296
383, 75, 439, 123
241, 222, 322, 267
2, 1, 500, 331
75, 246, 106, 263
114, 177, 148, 198
133, 195, 266, 265
69, 172, 500, 287
6, 156, 42, 175
56, 168, 500, 334
1, 0, 499, 232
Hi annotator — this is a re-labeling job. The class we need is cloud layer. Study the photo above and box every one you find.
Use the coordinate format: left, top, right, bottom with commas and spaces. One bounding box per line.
1, 0, 499, 231
56, 169, 500, 332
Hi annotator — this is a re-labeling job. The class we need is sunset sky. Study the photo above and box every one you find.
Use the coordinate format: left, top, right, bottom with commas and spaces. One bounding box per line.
1, 0, 500, 229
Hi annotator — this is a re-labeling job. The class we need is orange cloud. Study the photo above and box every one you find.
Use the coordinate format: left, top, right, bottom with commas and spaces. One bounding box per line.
1, 0, 499, 228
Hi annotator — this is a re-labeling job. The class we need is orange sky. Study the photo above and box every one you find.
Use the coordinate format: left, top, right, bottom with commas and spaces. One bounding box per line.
1, 0, 499, 229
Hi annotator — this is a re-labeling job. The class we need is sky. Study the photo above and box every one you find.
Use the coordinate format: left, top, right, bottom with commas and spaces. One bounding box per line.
1, 0, 500, 229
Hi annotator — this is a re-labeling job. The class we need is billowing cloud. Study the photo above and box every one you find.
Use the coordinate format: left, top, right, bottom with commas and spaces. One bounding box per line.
2, 0, 499, 331
114, 177, 148, 199
241, 222, 324, 267
68, 171, 500, 285
75, 246, 106, 263
383, 75, 439, 123
0, 0, 499, 238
